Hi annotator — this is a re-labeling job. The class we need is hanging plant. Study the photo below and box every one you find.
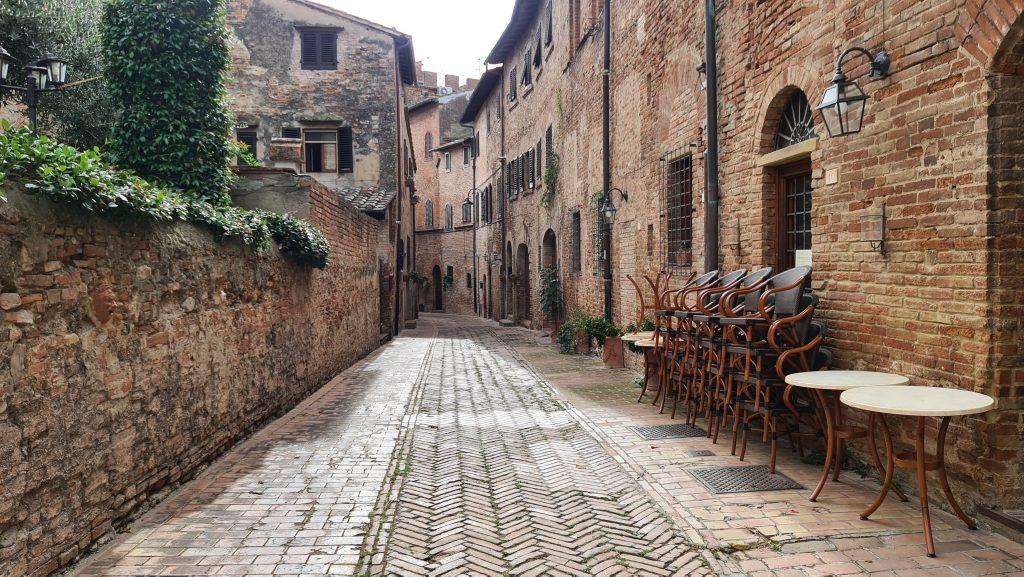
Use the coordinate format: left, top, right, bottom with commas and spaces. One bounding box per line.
539, 266, 563, 321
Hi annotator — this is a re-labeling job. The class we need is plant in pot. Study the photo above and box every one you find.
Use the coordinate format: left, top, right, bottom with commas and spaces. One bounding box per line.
539, 266, 563, 342
587, 316, 624, 368
557, 309, 590, 355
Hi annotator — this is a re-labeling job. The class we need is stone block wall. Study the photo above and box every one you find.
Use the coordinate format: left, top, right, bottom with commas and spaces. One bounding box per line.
0, 174, 385, 576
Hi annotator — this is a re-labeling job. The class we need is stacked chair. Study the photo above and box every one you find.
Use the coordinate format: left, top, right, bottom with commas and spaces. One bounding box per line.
635, 264, 831, 475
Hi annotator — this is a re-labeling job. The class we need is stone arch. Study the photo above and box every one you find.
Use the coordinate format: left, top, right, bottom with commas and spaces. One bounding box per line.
984, 11, 1024, 508
956, 1, 1024, 70
542, 229, 557, 269
749, 65, 821, 155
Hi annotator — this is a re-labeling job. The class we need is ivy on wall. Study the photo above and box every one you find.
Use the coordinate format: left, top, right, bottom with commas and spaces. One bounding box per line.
0, 123, 330, 269
103, 0, 237, 202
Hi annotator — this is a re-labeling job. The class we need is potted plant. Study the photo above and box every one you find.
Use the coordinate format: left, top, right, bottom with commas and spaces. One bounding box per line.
587, 316, 624, 368
539, 266, 563, 342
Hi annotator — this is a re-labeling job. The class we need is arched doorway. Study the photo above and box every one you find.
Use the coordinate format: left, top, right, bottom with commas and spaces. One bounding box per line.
431, 265, 443, 311
761, 89, 817, 271
515, 243, 531, 324
503, 242, 513, 319
542, 229, 557, 269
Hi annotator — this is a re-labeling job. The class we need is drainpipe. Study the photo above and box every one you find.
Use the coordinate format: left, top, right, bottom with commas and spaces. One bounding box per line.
500, 71, 509, 321
462, 125, 479, 316
601, 0, 613, 321
704, 0, 720, 272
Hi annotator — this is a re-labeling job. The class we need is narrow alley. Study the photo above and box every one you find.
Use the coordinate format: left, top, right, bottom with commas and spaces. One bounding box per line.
71, 316, 1023, 577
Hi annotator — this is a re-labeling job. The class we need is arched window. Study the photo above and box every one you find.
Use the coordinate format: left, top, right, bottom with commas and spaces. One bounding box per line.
424, 199, 434, 229
444, 203, 453, 230
424, 132, 434, 159
462, 199, 473, 223
774, 91, 816, 150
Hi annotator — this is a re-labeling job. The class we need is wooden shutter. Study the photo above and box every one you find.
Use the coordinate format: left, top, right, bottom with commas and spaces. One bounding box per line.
301, 32, 318, 68
337, 127, 354, 173
320, 32, 337, 66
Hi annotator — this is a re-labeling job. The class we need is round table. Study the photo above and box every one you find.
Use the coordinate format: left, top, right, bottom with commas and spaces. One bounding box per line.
785, 371, 910, 503
841, 386, 995, 557
621, 331, 655, 343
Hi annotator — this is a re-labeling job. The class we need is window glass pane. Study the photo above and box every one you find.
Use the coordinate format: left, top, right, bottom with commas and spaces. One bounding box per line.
306, 131, 337, 143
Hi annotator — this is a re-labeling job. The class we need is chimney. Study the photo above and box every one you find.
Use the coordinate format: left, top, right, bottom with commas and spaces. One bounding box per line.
462, 78, 479, 91
415, 61, 425, 84
423, 70, 438, 89
445, 74, 460, 91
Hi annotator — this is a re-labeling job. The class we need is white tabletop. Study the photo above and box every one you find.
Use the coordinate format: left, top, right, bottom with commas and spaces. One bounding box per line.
634, 339, 658, 348
786, 370, 909, 391
841, 386, 995, 417
621, 331, 656, 343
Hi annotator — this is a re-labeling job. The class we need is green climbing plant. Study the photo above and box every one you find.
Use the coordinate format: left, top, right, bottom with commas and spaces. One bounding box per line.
539, 266, 563, 321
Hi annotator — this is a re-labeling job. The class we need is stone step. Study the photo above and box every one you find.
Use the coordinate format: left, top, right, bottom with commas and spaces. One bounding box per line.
499, 317, 516, 327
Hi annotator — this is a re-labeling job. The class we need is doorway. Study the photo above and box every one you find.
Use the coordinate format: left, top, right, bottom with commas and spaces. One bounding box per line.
515, 243, 531, 324
431, 265, 443, 311
776, 161, 812, 271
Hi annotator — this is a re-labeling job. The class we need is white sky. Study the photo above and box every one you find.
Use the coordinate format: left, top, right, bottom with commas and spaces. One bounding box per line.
320, 0, 516, 83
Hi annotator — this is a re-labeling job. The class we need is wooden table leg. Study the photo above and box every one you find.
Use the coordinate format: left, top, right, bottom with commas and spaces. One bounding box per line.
861, 412, 895, 520
810, 389, 834, 503
936, 416, 977, 530
914, 416, 936, 557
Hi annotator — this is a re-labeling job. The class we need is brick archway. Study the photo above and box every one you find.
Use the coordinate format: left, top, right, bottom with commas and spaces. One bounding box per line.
955, 1, 1024, 71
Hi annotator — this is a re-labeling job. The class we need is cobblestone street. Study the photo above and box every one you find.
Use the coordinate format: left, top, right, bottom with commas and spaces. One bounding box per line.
73, 315, 1024, 576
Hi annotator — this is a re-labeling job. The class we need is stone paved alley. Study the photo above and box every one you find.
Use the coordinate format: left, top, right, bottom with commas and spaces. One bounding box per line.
73, 315, 1024, 576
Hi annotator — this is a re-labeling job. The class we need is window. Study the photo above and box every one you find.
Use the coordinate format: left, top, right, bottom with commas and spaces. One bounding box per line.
535, 140, 543, 182
534, 33, 543, 68
509, 67, 518, 101
304, 130, 336, 173
570, 0, 581, 50
523, 51, 533, 87
486, 107, 492, 134
424, 132, 433, 159
527, 148, 536, 189
666, 155, 694, 265
444, 203, 453, 230
545, 125, 553, 169
337, 127, 353, 173
462, 200, 472, 223
281, 127, 301, 139
570, 211, 582, 273
236, 130, 257, 165
444, 152, 452, 172
446, 265, 453, 280
545, 2, 553, 46
463, 145, 470, 167
774, 91, 816, 150
300, 29, 338, 70
483, 185, 493, 222
424, 199, 434, 229
466, 273, 472, 289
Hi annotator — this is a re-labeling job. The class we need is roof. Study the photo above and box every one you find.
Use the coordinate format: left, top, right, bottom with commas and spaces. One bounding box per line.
336, 186, 396, 216
287, 0, 417, 84
407, 90, 474, 114
407, 98, 438, 114
486, 0, 544, 64
430, 137, 473, 153
460, 66, 504, 124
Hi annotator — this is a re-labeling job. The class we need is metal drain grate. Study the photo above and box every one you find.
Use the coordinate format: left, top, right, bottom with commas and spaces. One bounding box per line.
689, 465, 803, 494
631, 423, 707, 440
685, 450, 715, 457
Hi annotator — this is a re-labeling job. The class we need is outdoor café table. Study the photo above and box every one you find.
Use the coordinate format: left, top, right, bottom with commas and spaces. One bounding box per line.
620, 331, 655, 343
784, 371, 910, 503
840, 386, 996, 557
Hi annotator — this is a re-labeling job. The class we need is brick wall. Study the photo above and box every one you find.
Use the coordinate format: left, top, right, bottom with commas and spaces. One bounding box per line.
466, 0, 1024, 509
0, 175, 386, 576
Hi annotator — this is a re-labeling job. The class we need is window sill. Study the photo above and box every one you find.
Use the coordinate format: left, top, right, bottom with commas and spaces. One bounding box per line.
522, 85, 534, 98
509, 100, 519, 112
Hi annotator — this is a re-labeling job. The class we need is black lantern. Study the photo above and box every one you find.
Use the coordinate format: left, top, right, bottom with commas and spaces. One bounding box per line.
38, 53, 69, 86
26, 66, 48, 90
601, 197, 617, 226
816, 47, 890, 138
0, 45, 12, 82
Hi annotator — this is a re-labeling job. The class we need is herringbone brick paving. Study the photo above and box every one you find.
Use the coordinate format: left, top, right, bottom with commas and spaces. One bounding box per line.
372, 317, 711, 576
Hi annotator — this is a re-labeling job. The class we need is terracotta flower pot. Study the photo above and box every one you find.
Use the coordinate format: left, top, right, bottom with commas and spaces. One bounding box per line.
602, 336, 625, 368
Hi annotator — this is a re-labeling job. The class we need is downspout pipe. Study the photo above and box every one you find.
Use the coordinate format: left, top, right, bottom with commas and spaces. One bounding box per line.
704, 0, 720, 272
601, 0, 613, 321
462, 123, 479, 316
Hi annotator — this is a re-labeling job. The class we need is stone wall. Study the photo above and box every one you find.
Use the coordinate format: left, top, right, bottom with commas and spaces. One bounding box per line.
466, 0, 1024, 510
0, 174, 386, 576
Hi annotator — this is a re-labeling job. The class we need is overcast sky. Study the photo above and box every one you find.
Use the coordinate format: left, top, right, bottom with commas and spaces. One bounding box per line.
321, 0, 516, 84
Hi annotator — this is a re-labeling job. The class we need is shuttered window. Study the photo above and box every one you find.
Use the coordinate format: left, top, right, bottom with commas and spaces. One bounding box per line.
281, 127, 301, 139
303, 128, 352, 174
337, 127, 354, 174
300, 30, 338, 70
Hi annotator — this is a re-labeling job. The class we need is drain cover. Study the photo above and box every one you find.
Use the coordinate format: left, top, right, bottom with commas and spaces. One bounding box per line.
689, 465, 803, 494
685, 450, 715, 457
631, 423, 707, 440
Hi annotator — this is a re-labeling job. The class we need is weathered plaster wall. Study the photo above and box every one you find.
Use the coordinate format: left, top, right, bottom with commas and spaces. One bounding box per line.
0, 175, 385, 577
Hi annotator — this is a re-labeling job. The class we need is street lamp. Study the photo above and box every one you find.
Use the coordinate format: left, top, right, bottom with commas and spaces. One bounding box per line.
600, 187, 628, 226
816, 46, 890, 138
0, 45, 73, 131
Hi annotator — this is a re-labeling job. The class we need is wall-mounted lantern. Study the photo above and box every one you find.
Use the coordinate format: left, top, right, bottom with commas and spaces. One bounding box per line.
816, 47, 890, 137
600, 187, 629, 226
865, 202, 887, 253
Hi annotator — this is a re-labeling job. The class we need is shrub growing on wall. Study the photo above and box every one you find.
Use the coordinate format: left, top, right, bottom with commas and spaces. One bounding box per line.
102, 0, 235, 202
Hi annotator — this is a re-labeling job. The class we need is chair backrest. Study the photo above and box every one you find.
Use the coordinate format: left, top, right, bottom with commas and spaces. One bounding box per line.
700, 269, 747, 310
766, 266, 812, 318
738, 266, 773, 313
774, 320, 826, 378
677, 270, 720, 309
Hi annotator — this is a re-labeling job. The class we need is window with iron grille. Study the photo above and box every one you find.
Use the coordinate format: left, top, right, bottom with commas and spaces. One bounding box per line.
300, 29, 338, 70
666, 155, 693, 266
236, 130, 257, 166
570, 211, 582, 273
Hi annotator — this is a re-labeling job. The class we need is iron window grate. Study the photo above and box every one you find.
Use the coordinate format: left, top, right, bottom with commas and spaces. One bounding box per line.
631, 423, 707, 440
689, 465, 803, 495
666, 155, 693, 267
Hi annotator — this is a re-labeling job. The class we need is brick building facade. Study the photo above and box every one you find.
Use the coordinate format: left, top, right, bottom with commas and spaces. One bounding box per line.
226, 0, 419, 335
408, 73, 483, 315
458, 0, 1024, 515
